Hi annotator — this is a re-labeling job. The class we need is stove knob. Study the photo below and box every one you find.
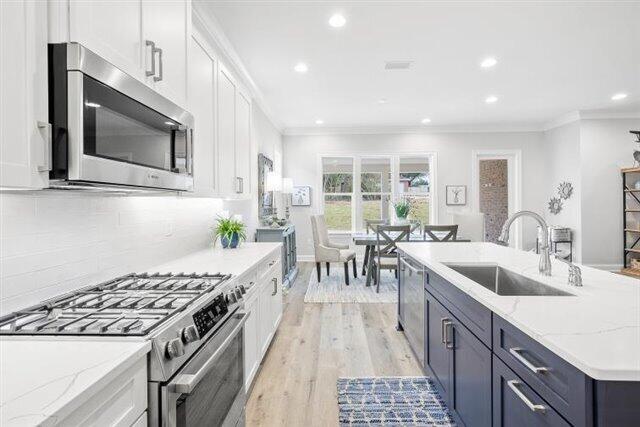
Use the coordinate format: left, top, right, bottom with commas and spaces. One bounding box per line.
181, 325, 199, 344
235, 288, 243, 299
165, 338, 185, 360
228, 292, 237, 303
239, 284, 246, 294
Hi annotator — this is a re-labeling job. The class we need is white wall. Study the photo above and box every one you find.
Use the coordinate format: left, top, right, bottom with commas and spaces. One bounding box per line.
0, 192, 233, 315
579, 118, 638, 267
284, 131, 548, 259
542, 121, 582, 261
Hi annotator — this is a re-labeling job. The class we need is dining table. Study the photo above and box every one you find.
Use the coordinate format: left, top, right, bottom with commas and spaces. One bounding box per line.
351, 231, 470, 287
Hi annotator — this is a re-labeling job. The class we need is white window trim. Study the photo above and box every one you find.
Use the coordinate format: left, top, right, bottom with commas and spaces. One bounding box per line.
317, 152, 438, 233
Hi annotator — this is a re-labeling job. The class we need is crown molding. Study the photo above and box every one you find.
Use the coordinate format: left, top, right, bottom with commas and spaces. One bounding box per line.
542, 109, 640, 131
542, 111, 581, 131
192, 4, 284, 133
283, 123, 545, 136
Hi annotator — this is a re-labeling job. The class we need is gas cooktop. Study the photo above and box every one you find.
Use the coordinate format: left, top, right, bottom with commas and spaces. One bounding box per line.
0, 272, 231, 337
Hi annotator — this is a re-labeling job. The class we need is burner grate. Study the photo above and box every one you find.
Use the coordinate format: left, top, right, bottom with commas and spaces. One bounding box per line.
0, 272, 231, 336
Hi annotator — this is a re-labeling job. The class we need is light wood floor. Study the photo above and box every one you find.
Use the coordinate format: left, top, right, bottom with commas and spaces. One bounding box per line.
246, 263, 422, 426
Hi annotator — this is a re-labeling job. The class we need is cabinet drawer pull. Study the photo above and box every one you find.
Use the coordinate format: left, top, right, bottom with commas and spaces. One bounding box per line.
145, 40, 156, 77
153, 47, 163, 82
37, 121, 52, 172
272, 277, 278, 296
509, 347, 549, 374
443, 320, 453, 349
507, 380, 547, 413
441, 318, 451, 344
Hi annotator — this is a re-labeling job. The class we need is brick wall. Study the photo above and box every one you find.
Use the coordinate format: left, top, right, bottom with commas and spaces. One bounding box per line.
479, 159, 509, 243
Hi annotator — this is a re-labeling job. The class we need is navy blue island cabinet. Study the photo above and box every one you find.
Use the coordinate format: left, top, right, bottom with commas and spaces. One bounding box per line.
397, 250, 640, 427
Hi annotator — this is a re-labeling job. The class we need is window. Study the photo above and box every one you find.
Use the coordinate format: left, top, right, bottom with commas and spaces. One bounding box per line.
398, 156, 431, 225
322, 157, 353, 231
320, 154, 435, 232
361, 157, 391, 227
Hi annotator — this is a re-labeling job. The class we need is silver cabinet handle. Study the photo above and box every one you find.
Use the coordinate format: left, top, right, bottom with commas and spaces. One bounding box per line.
400, 258, 422, 274
235, 177, 243, 193
507, 380, 547, 413
154, 47, 163, 82
509, 347, 549, 374
36, 121, 51, 172
145, 40, 156, 77
272, 277, 278, 296
444, 320, 454, 349
440, 317, 451, 344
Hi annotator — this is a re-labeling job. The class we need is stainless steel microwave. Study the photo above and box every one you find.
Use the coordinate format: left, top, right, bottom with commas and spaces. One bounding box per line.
48, 43, 194, 191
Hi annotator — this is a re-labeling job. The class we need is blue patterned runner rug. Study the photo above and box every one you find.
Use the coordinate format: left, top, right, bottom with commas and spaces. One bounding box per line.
337, 377, 455, 426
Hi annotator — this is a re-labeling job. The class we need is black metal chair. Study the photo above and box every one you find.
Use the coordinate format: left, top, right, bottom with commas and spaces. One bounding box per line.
423, 224, 458, 241
369, 224, 411, 292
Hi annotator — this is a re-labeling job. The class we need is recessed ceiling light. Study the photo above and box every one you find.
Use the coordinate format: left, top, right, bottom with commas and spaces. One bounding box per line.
378, 98, 388, 104
294, 62, 308, 73
328, 14, 346, 28
485, 95, 498, 104
421, 118, 431, 124
612, 93, 628, 101
315, 119, 324, 125
84, 102, 101, 108
480, 57, 497, 68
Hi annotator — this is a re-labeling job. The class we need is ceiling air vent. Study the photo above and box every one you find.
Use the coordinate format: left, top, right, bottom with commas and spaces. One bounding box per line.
384, 61, 413, 70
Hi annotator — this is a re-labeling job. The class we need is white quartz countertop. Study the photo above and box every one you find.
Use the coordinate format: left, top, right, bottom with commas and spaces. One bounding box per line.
144, 242, 281, 277
396, 242, 640, 381
0, 338, 150, 426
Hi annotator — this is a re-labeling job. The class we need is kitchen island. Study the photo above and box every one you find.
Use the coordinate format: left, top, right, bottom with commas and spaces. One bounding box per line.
397, 242, 640, 427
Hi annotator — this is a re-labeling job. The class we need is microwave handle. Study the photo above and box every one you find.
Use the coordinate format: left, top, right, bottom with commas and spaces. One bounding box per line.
187, 128, 193, 175
171, 312, 248, 395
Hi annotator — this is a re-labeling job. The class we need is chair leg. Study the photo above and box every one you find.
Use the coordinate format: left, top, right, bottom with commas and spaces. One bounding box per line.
316, 262, 321, 282
344, 262, 349, 286
352, 258, 357, 278
376, 267, 381, 293
394, 269, 398, 279
326, 262, 330, 276
362, 245, 370, 275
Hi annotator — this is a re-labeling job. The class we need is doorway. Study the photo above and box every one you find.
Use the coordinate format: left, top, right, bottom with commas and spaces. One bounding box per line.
471, 150, 522, 248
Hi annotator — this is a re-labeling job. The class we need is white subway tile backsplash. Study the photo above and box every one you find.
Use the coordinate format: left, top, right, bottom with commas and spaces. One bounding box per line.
0, 192, 225, 315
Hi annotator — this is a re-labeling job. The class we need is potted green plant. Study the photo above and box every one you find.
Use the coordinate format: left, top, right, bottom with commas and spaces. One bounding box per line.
213, 216, 247, 249
394, 199, 411, 221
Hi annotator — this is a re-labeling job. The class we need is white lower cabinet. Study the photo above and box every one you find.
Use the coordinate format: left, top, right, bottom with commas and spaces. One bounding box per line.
131, 411, 147, 427
59, 357, 147, 426
243, 254, 283, 392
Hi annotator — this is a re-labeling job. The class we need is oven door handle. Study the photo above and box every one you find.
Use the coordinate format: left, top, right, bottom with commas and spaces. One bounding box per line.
171, 312, 248, 395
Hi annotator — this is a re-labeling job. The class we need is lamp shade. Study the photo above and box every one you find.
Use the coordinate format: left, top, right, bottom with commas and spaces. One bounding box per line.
265, 171, 282, 192
282, 177, 294, 194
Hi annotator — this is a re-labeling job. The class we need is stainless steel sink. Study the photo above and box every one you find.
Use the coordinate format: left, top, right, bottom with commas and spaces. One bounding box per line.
445, 264, 574, 296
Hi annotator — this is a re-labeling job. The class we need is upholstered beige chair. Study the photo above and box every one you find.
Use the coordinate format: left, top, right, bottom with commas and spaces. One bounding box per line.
450, 212, 485, 242
310, 215, 357, 285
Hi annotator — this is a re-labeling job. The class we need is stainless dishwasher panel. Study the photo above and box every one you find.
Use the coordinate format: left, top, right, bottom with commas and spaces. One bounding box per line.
399, 255, 425, 367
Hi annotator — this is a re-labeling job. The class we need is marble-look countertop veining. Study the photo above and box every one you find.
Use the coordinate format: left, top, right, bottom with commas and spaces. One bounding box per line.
144, 242, 281, 277
0, 338, 150, 426
396, 242, 640, 381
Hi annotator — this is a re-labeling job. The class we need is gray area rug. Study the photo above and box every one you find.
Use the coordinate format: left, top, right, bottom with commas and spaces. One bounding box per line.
337, 377, 455, 426
304, 265, 397, 303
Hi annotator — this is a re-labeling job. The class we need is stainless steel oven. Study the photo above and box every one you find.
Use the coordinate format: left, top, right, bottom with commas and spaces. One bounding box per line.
48, 43, 194, 191
152, 311, 247, 427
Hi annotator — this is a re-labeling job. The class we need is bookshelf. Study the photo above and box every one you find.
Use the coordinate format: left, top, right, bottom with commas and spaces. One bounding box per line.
622, 167, 640, 277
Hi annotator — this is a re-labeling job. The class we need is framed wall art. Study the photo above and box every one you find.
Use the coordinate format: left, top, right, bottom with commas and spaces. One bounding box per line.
291, 186, 311, 206
446, 185, 467, 206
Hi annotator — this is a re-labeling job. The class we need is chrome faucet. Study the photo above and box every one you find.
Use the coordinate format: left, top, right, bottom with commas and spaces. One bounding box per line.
497, 211, 552, 276
554, 254, 583, 287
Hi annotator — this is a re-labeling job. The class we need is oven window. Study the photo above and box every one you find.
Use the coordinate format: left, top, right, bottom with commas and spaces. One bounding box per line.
82, 75, 187, 172
175, 329, 244, 426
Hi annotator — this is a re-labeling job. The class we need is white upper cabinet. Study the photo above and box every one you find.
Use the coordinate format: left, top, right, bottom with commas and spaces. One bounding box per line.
235, 90, 252, 196
68, 0, 144, 82
65, 0, 189, 108
0, 0, 49, 189
142, 0, 190, 107
217, 66, 237, 197
188, 38, 216, 196
216, 64, 253, 199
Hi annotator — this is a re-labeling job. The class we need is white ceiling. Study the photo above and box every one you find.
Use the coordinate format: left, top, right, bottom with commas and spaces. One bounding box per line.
201, 1, 640, 130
